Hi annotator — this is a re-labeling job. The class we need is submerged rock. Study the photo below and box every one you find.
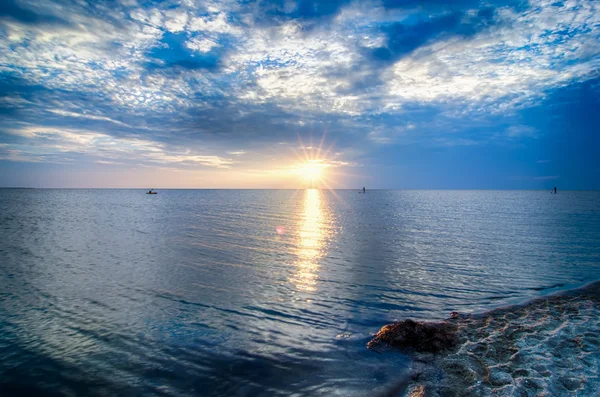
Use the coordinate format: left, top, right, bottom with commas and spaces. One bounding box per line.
488, 368, 512, 386
367, 319, 458, 353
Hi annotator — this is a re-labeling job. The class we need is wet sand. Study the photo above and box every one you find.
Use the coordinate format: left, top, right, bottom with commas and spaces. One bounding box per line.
370, 281, 600, 396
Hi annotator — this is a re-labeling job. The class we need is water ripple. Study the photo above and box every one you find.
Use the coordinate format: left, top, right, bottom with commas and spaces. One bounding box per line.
1, 189, 599, 395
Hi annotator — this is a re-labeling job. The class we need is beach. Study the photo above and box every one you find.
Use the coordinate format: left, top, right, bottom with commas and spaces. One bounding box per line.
370, 281, 600, 396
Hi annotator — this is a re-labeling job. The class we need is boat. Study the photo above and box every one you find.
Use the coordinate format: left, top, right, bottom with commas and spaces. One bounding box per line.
146, 189, 157, 194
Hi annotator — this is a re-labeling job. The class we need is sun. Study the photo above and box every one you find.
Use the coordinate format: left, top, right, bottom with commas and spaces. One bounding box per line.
291, 159, 328, 187
287, 135, 346, 189
297, 162, 324, 183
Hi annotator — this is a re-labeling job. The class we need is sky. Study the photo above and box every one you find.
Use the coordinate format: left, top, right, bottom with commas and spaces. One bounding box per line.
0, 0, 598, 189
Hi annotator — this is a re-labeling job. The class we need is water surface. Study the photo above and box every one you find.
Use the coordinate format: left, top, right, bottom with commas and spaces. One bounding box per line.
1, 189, 599, 396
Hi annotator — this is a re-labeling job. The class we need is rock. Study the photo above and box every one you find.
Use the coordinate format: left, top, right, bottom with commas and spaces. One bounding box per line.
441, 359, 477, 383
559, 377, 581, 391
489, 368, 512, 386
511, 368, 530, 378
490, 385, 514, 396
367, 319, 458, 353
407, 385, 426, 397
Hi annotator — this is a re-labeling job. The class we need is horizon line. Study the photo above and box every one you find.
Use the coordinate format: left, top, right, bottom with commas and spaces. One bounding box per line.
0, 187, 590, 191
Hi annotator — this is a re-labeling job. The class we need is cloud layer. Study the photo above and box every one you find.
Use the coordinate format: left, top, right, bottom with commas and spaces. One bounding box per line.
0, 0, 599, 187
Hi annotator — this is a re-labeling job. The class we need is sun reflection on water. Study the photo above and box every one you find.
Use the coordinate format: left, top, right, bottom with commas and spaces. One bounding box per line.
291, 189, 331, 292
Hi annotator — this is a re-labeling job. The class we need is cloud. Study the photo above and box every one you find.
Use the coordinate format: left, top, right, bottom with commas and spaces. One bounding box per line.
6, 125, 234, 168
189, 12, 242, 35
186, 37, 220, 53
0, 0, 598, 184
247, 0, 351, 26
46, 109, 133, 128
384, 1, 600, 111
367, 123, 415, 144
366, 9, 494, 64
164, 9, 189, 33
0, 0, 71, 26
507, 125, 538, 139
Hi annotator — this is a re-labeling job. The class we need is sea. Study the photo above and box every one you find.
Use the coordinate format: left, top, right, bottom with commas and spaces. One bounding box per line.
1, 189, 599, 396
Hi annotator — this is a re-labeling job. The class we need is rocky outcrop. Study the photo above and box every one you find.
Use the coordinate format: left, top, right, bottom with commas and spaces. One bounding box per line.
367, 319, 458, 353
369, 281, 600, 396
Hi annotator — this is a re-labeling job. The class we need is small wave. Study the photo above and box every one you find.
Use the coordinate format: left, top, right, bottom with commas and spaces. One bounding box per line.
528, 282, 565, 291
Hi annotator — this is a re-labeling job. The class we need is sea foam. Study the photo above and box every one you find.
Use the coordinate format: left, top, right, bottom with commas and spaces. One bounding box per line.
371, 281, 600, 396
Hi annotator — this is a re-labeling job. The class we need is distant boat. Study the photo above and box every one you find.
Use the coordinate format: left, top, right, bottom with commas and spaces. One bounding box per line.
146, 189, 157, 194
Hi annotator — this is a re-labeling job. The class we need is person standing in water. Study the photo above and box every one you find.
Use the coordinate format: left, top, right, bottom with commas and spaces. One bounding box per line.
553, 186, 557, 194
363, 187, 366, 193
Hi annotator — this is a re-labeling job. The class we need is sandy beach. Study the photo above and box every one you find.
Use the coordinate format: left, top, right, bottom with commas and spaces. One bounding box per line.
370, 281, 600, 396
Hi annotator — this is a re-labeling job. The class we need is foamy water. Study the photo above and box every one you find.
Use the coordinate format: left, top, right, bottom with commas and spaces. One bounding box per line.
401, 281, 600, 396
0, 189, 599, 395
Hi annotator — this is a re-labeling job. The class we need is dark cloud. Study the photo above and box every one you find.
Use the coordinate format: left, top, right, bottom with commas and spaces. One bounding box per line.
367, 9, 496, 64
244, 0, 351, 27
0, 74, 57, 117
0, 0, 72, 26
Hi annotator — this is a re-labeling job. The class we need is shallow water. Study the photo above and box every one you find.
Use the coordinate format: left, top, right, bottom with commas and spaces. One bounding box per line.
0, 189, 599, 396
402, 281, 600, 396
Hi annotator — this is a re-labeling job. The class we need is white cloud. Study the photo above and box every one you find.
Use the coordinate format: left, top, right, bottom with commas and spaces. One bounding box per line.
507, 125, 538, 139
367, 130, 393, 144
186, 37, 219, 53
189, 12, 241, 35
386, 0, 600, 111
164, 10, 189, 33
46, 109, 133, 128
227, 20, 362, 113
129, 7, 163, 27
3, 0, 597, 120
0, 0, 598, 158
7, 125, 233, 168
367, 123, 416, 144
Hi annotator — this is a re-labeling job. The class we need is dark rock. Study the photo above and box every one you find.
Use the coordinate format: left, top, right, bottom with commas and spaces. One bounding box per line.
406, 385, 426, 397
489, 368, 512, 386
559, 377, 581, 391
367, 319, 458, 353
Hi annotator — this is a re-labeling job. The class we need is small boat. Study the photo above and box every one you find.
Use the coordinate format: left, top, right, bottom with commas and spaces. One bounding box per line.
146, 189, 157, 194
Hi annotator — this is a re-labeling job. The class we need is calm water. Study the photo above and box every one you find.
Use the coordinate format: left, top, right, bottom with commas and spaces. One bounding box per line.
1, 189, 599, 396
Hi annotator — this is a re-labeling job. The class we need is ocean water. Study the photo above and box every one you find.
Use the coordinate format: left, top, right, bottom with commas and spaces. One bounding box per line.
0, 189, 599, 396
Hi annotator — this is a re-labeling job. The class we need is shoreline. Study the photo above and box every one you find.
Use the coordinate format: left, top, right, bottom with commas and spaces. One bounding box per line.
370, 280, 600, 396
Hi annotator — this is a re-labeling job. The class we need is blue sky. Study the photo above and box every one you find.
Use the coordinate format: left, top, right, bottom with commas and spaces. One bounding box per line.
0, 0, 598, 188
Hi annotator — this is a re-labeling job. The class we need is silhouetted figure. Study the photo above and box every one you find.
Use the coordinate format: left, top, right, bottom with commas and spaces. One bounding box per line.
553, 187, 557, 194
363, 186, 366, 193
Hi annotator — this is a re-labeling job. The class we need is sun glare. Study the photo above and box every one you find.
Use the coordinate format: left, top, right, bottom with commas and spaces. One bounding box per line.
287, 135, 350, 190
297, 162, 324, 182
